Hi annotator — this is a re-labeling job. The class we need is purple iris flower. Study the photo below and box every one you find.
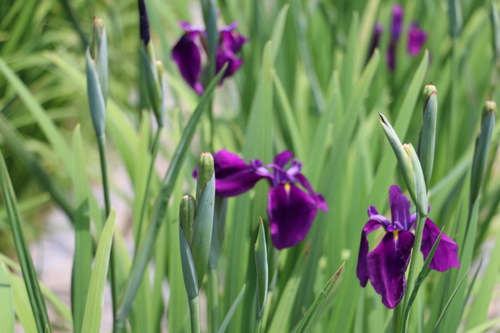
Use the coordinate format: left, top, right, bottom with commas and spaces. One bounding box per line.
407, 23, 428, 56
368, 23, 383, 61
171, 22, 248, 95
387, 5, 404, 71
357, 185, 460, 309
197, 149, 328, 249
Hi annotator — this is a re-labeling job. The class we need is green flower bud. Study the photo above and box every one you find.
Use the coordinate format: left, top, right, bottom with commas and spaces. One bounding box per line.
470, 101, 496, 206
403, 143, 428, 216
180, 195, 196, 247
140, 48, 163, 127
254, 218, 268, 319
179, 226, 199, 299
191, 152, 215, 285
417, 84, 438, 187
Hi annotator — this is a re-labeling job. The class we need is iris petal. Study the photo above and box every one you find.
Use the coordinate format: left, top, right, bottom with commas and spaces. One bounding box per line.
172, 33, 204, 95
267, 183, 317, 250
420, 218, 460, 272
367, 230, 414, 309
295, 173, 328, 212
357, 220, 384, 287
407, 23, 428, 56
212, 150, 267, 197
389, 185, 411, 230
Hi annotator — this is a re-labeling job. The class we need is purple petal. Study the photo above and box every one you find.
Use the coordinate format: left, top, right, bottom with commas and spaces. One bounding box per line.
172, 33, 204, 95
219, 21, 239, 32
368, 23, 383, 60
295, 173, 328, 212
212, 150, 266, 197
420, 218, 460, 272
273, 151, 294, 168
220, 30, 248, 54
407, 23, 428, 56
390, 5, 404, 40
389, 186, 411, 230
267, 183, 318, 249
357, 220, 384, 287
367, 230, 414, 309
367, 205, 391, 228
215, 49, 244, 81
387, 41, 397, 71
138, 0, 150, 45
178, 21, 205, 33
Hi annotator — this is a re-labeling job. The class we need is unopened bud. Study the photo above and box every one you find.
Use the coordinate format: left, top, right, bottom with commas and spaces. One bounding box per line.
180, 195, 196, 247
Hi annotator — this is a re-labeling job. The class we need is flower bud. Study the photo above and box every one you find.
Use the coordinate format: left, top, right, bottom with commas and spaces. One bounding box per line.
140, 48, 164, 127
470, 101, 496, 206
191, 152, 215, 285
180, 195, 196, 247
138, 0, 150, 46
417, 84, 438, 187
403, 144, 428, 216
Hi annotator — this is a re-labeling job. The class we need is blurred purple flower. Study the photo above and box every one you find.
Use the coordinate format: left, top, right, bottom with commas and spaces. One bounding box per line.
172, 22, 248, 95
138, 0, 150, 45
356, 186, 460, 309
367, 23, 383, 61
195, 150, 328, 249
390, 5, 404, 39
407, 23, 428, 56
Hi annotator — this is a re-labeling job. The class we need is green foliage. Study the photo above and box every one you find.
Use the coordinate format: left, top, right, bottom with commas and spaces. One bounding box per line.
1, 0, 500, 332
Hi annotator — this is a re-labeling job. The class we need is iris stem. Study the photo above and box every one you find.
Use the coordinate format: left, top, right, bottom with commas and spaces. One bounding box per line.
97, 135, 119, 330
399, 213, 427, 333
208, 268, 220, 332
188, 296, 201, 333
135, 127, 163, 249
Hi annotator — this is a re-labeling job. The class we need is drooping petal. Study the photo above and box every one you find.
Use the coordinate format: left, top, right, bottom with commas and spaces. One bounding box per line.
295, 173, 328, 212
407, 23, 428, 56
357, 220, 384, 287
172, 32, 204, 95
420, 218, 460, 272
219, 23, 248, 54
210, 150, 267, 197
367, 205, 391, 228
178, 21, 205, 33
267, 183, 318, 250
367, 230, 414, 309
389, 185, 411, 230
215, 49, 243, 80
390, 5, 404, 40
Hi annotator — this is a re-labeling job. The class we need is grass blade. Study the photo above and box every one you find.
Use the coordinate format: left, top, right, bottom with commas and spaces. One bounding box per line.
218, 285, 246, 333
71, 125, 92, 333
0, 263, 15, 333
0, 149, 50, 332
80, 209, 116, 333
294, 262, 345, 333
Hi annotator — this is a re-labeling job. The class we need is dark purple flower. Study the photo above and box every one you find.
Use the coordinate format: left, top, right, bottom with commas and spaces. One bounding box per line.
367, 23, 383, 62
138, 0, 150, 45
357, 185, 460, 309
407, 23, 428, 56
198, 150, 328, 249
390, 5, 404, 40
172, 22, 248, 95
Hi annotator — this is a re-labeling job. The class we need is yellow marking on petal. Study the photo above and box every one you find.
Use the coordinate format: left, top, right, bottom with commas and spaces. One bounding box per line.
394, 230, 399, 250
284, 182, 291, 193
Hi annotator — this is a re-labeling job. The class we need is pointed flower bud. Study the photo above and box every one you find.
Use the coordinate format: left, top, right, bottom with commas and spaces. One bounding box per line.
403, 143, 428, 216
470, 101, 496, 206
140, 48, 164, 127
191, 153, 215, 285
179, 226, 199, 299
417, 84, 438, 187
86, 18, 108, 138
180, 195, 196, 247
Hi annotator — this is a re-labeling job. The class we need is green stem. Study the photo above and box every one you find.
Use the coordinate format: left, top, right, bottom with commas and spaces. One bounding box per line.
399, 213, 427, 333
208, 268, 220, 332
189, 296, 201, 333
97, 135, 119, 331
135, 127, 163, 249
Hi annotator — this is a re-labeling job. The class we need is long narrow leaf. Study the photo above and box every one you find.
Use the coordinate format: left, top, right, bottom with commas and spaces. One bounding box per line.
0, 149, 50, 332
0, 263, 14, 333
80, 209, 116, 333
